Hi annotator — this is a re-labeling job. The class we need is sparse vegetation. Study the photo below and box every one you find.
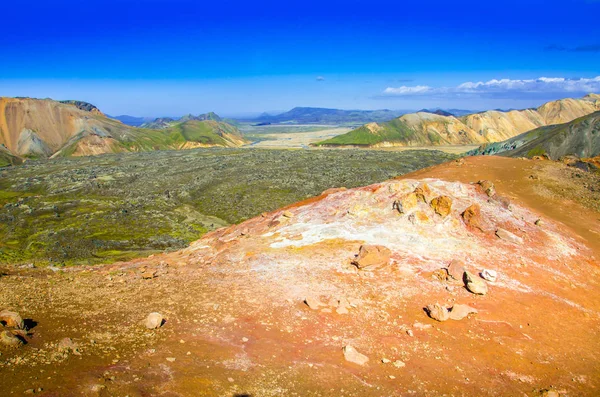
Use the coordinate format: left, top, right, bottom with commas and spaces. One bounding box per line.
0, 148, 456, 266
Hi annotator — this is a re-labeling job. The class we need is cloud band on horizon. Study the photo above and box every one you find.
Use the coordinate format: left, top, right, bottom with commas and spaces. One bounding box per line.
381, 76, 600, 99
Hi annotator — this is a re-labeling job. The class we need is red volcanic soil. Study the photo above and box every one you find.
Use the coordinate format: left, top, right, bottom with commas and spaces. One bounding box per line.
1, 156, 599, 396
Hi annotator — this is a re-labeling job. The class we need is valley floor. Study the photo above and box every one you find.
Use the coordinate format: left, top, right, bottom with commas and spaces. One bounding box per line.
1, 156, 599, 396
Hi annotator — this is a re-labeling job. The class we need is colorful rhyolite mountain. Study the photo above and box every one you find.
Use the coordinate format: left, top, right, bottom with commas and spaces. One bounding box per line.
316, 94, 600, 147
0, 97, 248, 161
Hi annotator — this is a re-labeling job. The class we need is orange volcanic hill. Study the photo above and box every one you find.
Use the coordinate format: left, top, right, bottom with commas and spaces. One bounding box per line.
0, 97, 248, 161
1, 156, 599, 396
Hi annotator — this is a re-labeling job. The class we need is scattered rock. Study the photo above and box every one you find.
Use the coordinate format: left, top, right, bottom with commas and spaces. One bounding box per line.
352, 245, 392, 270
141, 270, 157, 280
282, 211, 294, 218
481, 269, 497, 282
1, 330, 23, 347
343, 345, 369, 366
304, 296, 325, 310
166, 357, 176, 362
535, 219, 543, 226
495, 228, 523, 244
462, 203, 484, 230
0, 310, 24, 329
381, 358, 391, 363
477, 180, 496, 197
392, 360, 406, 368
144, 312, 164, 329
58, 337, 80, 354
464, 271, 488, 295
430, 196, 453, 217
446, 260, 466, 281
425, 303, 450, 322
336, 306, 349, 315
448, 304, 478, 320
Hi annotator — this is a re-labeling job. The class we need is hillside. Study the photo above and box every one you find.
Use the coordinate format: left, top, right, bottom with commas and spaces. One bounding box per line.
2, 156, 600, 395
141, 112, 223, 129
253, 107, 406, 124
316, 94, 600, 147
468, 111, 600, 159
0, 97, 248, 162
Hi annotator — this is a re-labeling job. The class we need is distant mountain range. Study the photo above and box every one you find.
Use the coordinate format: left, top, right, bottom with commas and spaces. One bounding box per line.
250, 107, 409, 124
315, 94, 600, 147
0, 97, 248, 163
108, 115, 155, 127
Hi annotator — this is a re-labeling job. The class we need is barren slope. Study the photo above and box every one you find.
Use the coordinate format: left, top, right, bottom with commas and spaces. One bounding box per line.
1, 157, 599, 396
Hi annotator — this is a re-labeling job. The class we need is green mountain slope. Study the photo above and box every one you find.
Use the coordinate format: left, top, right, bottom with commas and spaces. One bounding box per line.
468, 111, 600, 159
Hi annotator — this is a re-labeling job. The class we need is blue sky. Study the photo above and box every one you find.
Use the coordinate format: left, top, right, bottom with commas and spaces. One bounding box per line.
1, 0, 599, 117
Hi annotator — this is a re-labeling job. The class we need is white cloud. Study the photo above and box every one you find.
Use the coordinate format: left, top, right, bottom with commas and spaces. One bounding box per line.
382, 76, 600, 98
383, 85, 432, 95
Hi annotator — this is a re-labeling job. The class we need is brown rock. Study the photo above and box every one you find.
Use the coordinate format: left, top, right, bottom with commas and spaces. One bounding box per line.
447, 260, 466, 281
462, 203, 484, 230
477, 180, 496, 197
343, 345, 369, 366
0, 310, 24, 329
464, 271, 488, 295
448, 304, 478, 320
1, 330, 23, 347
352, 245, 392, 270
425, 303, 450, 322
430, 196, 453, 217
